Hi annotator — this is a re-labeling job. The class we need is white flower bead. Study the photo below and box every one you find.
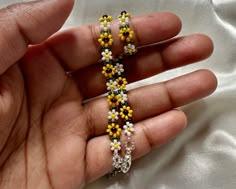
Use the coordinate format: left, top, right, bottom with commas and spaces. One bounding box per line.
119, 91, 128, 104
108, 109, 119, 122
114, 63, 124, 75
100, 21, 111, 31
106, 80, 118, 91
110, 139, 121, 153
102, 49, 112, 62
119, 16, 129, 27
123, 122, 135, 137
124, 43, 136, 55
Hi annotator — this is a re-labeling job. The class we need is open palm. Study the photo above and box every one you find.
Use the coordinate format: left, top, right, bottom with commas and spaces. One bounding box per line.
0, 0, 217, 189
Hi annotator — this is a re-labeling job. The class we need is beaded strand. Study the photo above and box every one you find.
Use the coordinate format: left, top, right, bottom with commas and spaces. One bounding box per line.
116, 11, 137, 174
99, 15, 123, 171
118, 11, 137, 56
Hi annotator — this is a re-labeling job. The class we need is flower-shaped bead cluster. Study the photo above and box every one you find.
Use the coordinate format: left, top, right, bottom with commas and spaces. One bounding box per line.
98, 32, 113, 48
107, 123, 122, 138
99, 15, 113, 31
114, 62, 124, 75
123, 121, 135, 137
119, 90, 128, 104
119, 27, 134, 42
118, 11, 130, 27
102, 63, 115, 78
108, 109, 119, 122
110, 139, 121, 153
100, 20, 111, 32
124, 43, 136, 56
107, 93, 121, 108
102, 49, 113, 62
116, 77, 127, 90
106, 80, 118, 91
120, 105, 133, 120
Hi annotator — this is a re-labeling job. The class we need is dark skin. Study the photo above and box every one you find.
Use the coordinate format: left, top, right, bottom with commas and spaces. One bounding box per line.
0, 0, 217, 188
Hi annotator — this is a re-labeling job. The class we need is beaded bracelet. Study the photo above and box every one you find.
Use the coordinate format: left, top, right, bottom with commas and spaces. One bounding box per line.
99, 12, 136, 178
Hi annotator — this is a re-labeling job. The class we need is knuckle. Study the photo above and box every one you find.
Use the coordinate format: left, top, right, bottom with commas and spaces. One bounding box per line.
5, 3, 32, 43
163, 82, 176, 109
139, 121, 154, 150
84, 103, 96, 137
6, 2, 27, 14
88, 23, 100, 51
6, 2, 43, 44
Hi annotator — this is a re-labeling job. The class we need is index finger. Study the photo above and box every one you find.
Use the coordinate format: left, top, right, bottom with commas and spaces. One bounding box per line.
0, 0, 74, 75
46, 12, 182, 71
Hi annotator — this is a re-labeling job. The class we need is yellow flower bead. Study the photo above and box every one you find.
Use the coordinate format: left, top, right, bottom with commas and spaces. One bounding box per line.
98, 32, 113, 48
108, 16, 113, 21
116, 77, 127, 90
102, 64, 115, 78
107, 93, 121, 107
119, 28, 134, 42
120, 105, 133, 120
106, 123, 122, 138
126, 13, 131, 18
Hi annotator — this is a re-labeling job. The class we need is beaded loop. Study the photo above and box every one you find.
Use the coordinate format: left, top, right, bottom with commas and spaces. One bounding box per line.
118, 11, 137, 56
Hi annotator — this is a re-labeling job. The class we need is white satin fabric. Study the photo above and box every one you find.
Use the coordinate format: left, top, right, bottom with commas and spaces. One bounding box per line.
1, 0, 236, 188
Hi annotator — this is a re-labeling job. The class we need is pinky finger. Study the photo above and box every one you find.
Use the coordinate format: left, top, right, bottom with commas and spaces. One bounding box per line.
85, 109, 187, 184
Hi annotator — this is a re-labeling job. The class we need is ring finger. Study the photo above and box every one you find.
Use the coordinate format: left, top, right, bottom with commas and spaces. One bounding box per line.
83, 69, 217, 138
73, 34, 213, 99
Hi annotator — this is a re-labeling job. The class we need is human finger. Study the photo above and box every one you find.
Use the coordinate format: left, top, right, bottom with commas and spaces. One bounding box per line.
74, 34, 214, 99
83, 69, 217, 137
46, 12, 182, 71
0, 0, 74, 75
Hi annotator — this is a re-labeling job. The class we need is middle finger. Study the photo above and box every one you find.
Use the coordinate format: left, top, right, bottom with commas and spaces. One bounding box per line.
74, 34, 213, 99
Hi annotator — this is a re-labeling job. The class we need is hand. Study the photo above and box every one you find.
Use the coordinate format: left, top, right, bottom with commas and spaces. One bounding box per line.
0, 0, 217, 188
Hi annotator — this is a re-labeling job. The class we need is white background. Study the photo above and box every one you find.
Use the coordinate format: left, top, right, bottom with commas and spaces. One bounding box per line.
1, 0, 236, 188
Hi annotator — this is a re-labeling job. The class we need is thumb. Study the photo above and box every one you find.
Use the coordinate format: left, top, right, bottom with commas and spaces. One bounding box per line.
0, 0, 74, 75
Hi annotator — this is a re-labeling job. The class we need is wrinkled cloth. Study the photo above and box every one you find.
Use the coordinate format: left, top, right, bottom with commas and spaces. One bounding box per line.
1, 0, 236, 189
